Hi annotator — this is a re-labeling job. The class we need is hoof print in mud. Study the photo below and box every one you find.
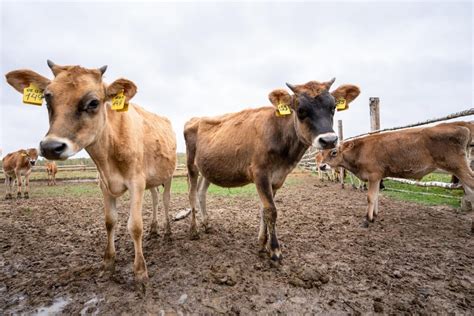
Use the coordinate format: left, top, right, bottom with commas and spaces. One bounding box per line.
289, 265, 330, 289
205, 265, 239, 286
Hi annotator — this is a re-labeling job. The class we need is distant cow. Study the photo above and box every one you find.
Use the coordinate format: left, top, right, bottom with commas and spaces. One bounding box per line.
320, 122, 474, 231
184, 79, 360, 261
2, 148, 39, 199
45, 161, 58, 185
6, 61, 177, 282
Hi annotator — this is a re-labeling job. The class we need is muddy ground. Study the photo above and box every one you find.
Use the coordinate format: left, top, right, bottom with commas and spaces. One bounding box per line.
1, 174, 473, 315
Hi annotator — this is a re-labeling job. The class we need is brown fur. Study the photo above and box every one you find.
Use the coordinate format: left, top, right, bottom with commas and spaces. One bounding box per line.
5, 62, 177, 282
45, 161, 58, 186
184, 79, 360, 260
2, 148, 38, 199
321, 122, 474, 231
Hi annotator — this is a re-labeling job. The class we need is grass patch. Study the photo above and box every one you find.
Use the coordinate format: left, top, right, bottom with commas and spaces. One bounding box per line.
24, 174, 303, 199
31, 182, 102, 199
382, 179, 462, 208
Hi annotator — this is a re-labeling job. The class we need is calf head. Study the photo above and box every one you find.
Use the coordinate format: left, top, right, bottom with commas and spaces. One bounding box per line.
269, 79, 360, 150
22, 148, 39, 166
320, 141, 354, 169
5, 60, 137, 160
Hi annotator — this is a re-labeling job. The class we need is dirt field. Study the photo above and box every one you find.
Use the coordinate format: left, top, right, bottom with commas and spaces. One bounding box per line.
1, 174, 473, 314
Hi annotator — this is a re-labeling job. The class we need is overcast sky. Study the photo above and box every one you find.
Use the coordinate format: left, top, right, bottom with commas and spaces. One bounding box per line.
1, 1, 472, 158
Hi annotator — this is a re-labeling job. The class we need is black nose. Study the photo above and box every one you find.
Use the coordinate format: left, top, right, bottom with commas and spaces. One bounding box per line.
319, 164, 327, 171
30, 161, 36, 166
40, 140, 67, 160
319, 134, 338, 149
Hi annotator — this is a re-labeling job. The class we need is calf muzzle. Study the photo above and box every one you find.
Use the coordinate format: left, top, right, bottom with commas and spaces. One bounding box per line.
40, 140, 67, 160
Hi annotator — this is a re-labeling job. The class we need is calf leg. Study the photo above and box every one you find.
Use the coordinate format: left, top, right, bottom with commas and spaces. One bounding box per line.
187, 165, 200, 240
162, 178, 172, 239
255, 174, 281, 261
23, 171, 31, 199
198, 177, 211, 232
15, 170, 22, 198
128, 182, 148, 282
258, 205, 268, 254
101, 189, 118, 274
5, 177, 12, 200
363, 179, 381, 227
149, 187, 159, 236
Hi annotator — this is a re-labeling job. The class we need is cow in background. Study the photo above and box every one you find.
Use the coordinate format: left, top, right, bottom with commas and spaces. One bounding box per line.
6, 61, 177, 282
2, 148, 39, 199
185, 79, 360, 261
321, 122, 474, 232
45, 161, 58, 185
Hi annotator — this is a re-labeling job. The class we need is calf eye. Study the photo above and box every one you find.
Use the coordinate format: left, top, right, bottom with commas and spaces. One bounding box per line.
330, 149, 338, 157
297, 108, 307, 118
86, 99, 100, 110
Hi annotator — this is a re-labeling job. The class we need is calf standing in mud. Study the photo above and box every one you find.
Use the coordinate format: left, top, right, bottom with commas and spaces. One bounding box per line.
185, 79, 360, 261
2, 148, 38, 199
320, 122, 474, 232
6, 61, 177, 282
45, 161, 58, 186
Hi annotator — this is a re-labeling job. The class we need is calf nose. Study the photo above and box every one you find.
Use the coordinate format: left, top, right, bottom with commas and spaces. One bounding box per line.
319, 164, 327, 171
40, 140, 67, 160
30, 160, 36, 166
319, 134, 338, 149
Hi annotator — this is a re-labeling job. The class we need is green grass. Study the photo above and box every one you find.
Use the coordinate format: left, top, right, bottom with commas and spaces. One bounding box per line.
20, 175, 303, 199
310, 169, 463, 208
31, 182, 102, 198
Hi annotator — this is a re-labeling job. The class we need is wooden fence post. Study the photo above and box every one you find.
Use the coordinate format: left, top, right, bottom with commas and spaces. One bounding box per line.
369, 97, 381, 131
338, 120, 344, 189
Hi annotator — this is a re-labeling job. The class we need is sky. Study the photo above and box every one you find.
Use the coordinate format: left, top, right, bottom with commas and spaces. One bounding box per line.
1, 1, 472, 158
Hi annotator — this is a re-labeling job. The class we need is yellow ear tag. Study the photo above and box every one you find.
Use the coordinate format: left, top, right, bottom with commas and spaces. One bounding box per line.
22, 83, 43, 106
276, 103, 291, 116
336, 98, 348, 111
21, 153, 27, 157
111, 90, 127, 111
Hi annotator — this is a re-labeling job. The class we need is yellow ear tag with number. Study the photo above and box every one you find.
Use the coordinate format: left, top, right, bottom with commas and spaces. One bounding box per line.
336, 98, 348, 111
111, 90, 126, 111
23, 83, 43, 106
276, 103, 291, 116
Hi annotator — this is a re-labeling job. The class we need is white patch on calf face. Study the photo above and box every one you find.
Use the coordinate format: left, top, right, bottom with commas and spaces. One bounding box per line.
40, 136, 79, 160
313, 132, 338, 150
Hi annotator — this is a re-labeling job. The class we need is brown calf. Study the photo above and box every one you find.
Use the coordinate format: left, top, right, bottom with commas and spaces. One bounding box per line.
185, 79, 360, 261
45, 161, 58, 185
2, 148, 38, 199
320, 122, 474, 231
6, 61, 177, 282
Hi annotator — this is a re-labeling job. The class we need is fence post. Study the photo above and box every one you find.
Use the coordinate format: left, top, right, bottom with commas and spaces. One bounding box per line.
369, 97, 381, 131
338, 120, 344, 189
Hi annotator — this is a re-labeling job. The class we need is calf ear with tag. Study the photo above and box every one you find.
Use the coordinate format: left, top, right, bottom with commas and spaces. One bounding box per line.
111, 90, 127, 111
22, 83, 44, 106
336, 98, 348, 111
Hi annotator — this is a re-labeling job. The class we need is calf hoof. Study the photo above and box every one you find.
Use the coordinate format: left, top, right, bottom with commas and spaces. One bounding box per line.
189, 230, 200, 240
361, 220, 370, 228
270, 249, 283, 263
16, 192, 22, 199
203, 223, 213, 234
134, 270, 149, 284
23, 193, 29, 199
163, 230, 172, 242
5, 194, 12, 200
149, 221, 159, 237
103, 259, 116, 274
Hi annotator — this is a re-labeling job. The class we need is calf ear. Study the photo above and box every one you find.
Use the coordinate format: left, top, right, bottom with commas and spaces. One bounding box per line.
106, 78, 137, 102
331, 84, 360, 104
5, 70, 51, 93
269, 89, 295, 109
342, 141, 355, 150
